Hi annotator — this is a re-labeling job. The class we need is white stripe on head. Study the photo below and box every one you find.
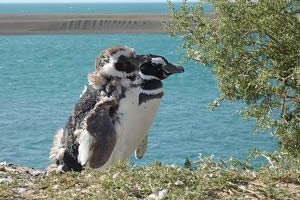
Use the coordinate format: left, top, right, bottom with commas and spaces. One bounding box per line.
102, 62, 136, 78
151, 57, 167, 66
139, 72, 160, 80
141, 87, 164, 95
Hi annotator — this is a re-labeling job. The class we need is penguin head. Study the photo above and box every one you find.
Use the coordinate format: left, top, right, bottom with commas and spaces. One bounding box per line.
139, 54, 184, 80
95, 46, 141, 79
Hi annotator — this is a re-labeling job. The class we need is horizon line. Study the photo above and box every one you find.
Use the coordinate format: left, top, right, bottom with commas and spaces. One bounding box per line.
0, 1, 196, 4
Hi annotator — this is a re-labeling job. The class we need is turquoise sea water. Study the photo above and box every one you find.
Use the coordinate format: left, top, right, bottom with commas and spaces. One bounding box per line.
0, 4, 276, 169
0, 34, 277, 169
0, 3, 214, 14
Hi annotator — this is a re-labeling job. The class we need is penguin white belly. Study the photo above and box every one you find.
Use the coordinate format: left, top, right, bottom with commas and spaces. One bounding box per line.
103, 87, 140, 166
104, 89, 161, 166
137, 98, 161, 140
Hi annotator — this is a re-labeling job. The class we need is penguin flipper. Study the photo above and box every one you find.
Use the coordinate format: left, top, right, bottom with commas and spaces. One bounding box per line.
60, 86, 106, 171
135, 134, 148, 159
78, 97, 118, 168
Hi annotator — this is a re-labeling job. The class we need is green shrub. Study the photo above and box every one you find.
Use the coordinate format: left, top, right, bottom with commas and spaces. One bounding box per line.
165, 0, 300, 157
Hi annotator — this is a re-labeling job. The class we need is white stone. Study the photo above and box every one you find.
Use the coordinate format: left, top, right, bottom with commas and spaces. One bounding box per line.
148, 189, 168, 200
52, 185, 59, 190
148, 194, 157, 199
0, 162, 7, 166
0, 177, 13, 184
175, 180, 184, 186
112, 172, 120, 179
15, 188, 27, 194
85, 173, 92, 179
158, 189, 168, 200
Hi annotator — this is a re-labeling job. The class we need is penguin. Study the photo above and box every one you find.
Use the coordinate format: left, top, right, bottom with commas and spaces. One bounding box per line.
48, 46, 144, 172
48, 47, 184, 172
135, 54, 184, 159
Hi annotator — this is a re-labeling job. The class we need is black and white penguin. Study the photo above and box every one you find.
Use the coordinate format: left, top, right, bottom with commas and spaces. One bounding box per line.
48, 47, 184, 172
135, 54, 184, 159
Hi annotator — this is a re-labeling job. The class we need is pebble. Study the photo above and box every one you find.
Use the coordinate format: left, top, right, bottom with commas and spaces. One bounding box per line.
0, 166, 6, 172
52, 185, 59, 190
112, 172, 120, 179
158, 189, 168, 199
15, 188, 27, 194
148, 189, 168, 200
209, 173, 214, 178
99, 175, 106, 181
0, 162, 7, 165
148, 194, 157, 199
0, 177, 13, 184
31, 171, 45, 177
239, 185, 247, 190
175, 180, 184, 186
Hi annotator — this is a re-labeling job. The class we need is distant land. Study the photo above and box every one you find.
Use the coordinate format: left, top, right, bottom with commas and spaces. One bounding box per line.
0, 13, 215, 35
0, 14, 169, 34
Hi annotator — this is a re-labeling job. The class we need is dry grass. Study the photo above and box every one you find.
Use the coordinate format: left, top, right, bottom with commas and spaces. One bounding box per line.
0, 154, 299, 200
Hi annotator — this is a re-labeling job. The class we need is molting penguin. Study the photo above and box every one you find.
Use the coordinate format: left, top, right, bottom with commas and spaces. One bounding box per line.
48, 46, 145, 172
48, 48, 184, 172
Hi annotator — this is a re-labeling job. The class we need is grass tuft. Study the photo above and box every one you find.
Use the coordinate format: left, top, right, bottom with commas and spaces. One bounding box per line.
0, 153, 299, 199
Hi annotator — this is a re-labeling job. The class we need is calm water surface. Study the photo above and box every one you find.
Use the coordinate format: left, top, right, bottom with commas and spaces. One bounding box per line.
0, 3, 214, 14
0, 34, 277, 169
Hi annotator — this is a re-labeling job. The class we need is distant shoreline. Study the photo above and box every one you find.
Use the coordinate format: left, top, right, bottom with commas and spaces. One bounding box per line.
0, 14, 170, 35
0, 13, 215, 35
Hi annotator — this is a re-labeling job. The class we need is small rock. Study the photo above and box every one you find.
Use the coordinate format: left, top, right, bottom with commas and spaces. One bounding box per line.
99, 175, 106, 181
31, 171, 45, 177
112, 172, 120, 179
5, 167, 16, 172
148, 189, 168, 200
148, 194, 157, 199
0, 177, 13, 184
81, 189, 88, 194
52, 185, 59, 190
25, 182, 34, 187
0, 166, 6, 172
209, 173, 214, 178
0, 161, 7, 166
85, 173, 92, 179
158, 189, 168, 200
15, 188, 27, 194
175, 180, 184, 186
239, 185, 247, 190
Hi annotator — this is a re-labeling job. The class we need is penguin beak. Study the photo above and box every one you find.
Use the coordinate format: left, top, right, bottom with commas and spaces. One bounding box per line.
161, 63, 184, 79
